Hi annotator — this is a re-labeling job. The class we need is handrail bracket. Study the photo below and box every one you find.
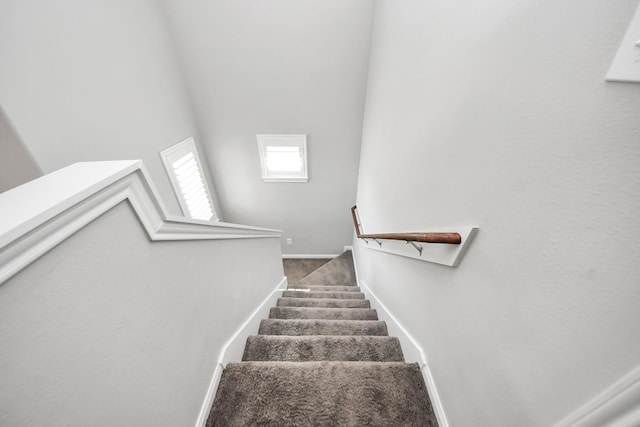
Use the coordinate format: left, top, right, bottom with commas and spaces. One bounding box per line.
406, 240, 423, 256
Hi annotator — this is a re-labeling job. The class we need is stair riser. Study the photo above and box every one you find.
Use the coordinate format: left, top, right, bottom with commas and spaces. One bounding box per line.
277, 298, 370, 308
287, 286, 361, 292
269, 307, 378, 320
258, 319, 389, 336
243, 336, 404, 362
282, 291, 364, 299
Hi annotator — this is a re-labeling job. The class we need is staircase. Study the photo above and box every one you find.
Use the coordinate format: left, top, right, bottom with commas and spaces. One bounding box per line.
206, 251, 438, 426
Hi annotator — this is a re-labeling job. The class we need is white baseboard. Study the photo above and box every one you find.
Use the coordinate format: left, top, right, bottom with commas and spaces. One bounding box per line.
344, 245, 353, 252
359, 280, 425, 365
359, 280, 450, 427
349, 251, 449, 427
553, 365, 640, 427
282, 254, 339, 259
194, 276, 287, 427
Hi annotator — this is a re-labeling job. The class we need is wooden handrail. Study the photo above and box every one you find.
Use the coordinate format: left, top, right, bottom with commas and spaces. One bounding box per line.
351, 205, 461, 244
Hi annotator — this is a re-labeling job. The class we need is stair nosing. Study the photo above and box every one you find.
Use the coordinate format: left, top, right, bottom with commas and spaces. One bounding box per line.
279, 296, 364, 300
283, 291, 365, 297
245, 335, 400, 346
277, 297, 370, 302
271, 306, 376, 311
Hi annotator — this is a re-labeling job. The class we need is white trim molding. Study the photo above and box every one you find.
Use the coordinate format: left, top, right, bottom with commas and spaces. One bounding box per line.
349, 251, 449, 427
0, 160, 281, 285
194, 276, 288, 427
553, 365, 640, 427
359, 226, 478, 267
605, 2, 640, 83
359, 280, 450, 427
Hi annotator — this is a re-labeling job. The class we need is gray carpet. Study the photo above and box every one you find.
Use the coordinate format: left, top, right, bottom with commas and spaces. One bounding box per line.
243, 335, 404, 362
276, 297, 371, 308
297, 251, 357, 286
209, 362, 437, 427
283, 258, 332, 285
288, 285, 361, 292
207, 251, 439, 426
282, 290, 365, 299
270, 306, 378, 320
258, 319, 389, 336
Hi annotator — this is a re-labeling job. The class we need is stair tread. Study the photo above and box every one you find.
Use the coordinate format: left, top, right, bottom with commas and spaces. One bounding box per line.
207, 361, 437, 427
270, 307, 378, 320
243, 335, 404, 362
287, 285, 361, 292
207, 253, 437, 426
277, 297, 370, 308
259, 319, 389, 336
289, 283, 359, 287
282, 290, 365, 299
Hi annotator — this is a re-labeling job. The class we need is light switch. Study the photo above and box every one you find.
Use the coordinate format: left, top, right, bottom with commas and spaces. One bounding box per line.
606, 4, 640, 83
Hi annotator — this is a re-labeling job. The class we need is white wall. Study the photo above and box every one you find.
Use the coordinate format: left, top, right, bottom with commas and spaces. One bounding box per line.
0, 0, 219, 216
0, 105, 42, 192
354, 0, 640, 426
0, 201, 283, 426
162, 0, 373, 254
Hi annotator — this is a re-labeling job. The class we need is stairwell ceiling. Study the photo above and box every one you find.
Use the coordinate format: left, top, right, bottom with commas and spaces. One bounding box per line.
161, 0, 374, 254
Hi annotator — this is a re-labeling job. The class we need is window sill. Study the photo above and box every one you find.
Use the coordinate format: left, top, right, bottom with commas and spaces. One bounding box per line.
262, 177, 309, 183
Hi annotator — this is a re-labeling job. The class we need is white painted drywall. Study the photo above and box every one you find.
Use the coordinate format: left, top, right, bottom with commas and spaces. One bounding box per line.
0, 201, 283, 426
162, 0, 373, 254
354, 0, 640, 426
0, 0, 220, 216
0, 105, 42, 193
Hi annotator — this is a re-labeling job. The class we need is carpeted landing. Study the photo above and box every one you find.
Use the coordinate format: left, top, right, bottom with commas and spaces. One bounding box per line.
206, 251, 438, 426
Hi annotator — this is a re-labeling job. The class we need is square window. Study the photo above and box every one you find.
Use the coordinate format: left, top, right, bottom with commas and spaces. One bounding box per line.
257, 134, 308, 182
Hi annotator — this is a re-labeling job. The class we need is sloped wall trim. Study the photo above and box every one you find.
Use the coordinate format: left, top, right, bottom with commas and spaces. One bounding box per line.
553, 365, 640, 427
0, 160, 281, 285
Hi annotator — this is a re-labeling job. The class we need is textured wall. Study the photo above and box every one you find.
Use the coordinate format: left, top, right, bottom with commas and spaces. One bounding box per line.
0, 202, 283, 426
162, 0, 373, 254
354, 0, 640, 425
0, 0, 218, 216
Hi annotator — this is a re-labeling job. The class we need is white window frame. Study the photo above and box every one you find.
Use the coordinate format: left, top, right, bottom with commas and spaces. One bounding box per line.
159, 137, 217, 221
256, 134, 308, 183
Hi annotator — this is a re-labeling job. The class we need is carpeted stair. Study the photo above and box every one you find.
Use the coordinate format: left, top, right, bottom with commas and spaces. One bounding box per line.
243, 335, 405, 362
258, 319, 389, 336
276, 297, 370, 308
206, 251, 438, 426
282, 290, 364, 299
